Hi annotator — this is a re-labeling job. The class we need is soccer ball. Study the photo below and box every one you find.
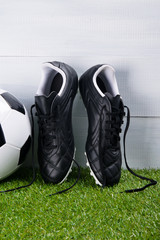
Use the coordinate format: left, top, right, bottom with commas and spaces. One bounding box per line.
0, 89, 31, 180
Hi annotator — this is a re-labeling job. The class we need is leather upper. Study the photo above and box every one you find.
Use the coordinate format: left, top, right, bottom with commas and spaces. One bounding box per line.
35, 62, 78, 183
79, 64, 124, 186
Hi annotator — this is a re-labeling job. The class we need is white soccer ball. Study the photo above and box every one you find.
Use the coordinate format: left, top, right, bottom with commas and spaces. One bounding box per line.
0, 89, 31, 180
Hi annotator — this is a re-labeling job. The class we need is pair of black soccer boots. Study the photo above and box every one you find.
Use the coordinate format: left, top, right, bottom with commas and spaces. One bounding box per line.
35, 61, 157, 193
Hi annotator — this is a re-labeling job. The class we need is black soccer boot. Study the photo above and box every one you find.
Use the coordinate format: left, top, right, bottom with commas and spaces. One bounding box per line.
35, 61, 78, 184
79, 64, 125, 187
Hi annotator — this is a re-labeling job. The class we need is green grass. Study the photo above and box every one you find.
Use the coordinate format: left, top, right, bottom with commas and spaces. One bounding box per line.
0, 168, 160, 240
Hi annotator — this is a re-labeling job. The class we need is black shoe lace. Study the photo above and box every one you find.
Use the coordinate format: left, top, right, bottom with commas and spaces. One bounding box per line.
102, 104, 157, 192
105, 106, 124, 149
49, 158, 81, 196
37, 112, 58, 150
0, 104, 36, 193
122, 106, 157, 193
34, 105, 81, 196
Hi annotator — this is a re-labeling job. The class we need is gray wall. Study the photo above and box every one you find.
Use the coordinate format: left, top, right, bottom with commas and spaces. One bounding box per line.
0, 0, 160, 168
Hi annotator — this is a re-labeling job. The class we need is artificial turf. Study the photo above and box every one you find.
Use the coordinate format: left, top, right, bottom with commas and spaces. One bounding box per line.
0, 167, 160, 240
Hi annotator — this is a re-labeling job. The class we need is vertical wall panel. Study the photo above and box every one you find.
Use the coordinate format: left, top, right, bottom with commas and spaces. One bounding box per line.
0, 0, 160, 168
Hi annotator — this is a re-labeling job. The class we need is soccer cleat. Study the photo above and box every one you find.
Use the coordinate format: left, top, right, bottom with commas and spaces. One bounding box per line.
35, 61, 78, 184
79, 64, 125, 187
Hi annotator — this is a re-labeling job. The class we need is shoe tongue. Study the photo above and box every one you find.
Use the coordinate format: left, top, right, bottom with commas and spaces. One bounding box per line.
35, 91, 57, 115
105, 93, 121, 109
112, 95, 121, 109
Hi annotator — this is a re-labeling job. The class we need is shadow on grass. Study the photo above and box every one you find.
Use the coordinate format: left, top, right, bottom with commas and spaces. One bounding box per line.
0, 166, 112, 192
0, 167, 32, 182
1, 166, 89, 184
